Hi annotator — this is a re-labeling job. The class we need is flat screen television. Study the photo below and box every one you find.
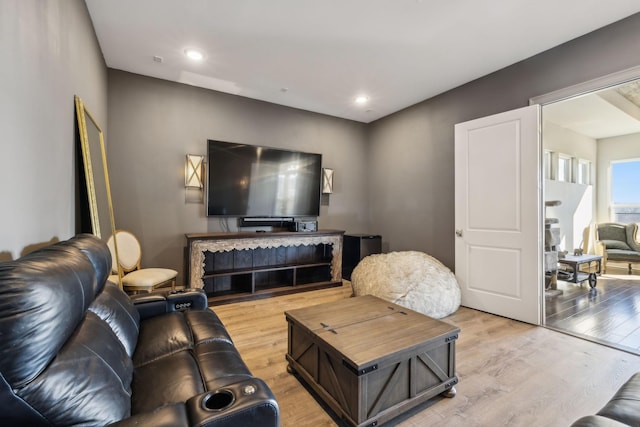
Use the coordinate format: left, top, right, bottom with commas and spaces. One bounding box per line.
206, 140, 322, 218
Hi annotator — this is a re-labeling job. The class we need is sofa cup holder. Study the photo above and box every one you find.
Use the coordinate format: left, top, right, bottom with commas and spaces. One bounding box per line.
202, 390, 235, 412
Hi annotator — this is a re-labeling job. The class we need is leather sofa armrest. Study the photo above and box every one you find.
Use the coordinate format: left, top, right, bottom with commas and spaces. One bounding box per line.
108, 379, 279, 427
570, 415, 630, 427
186, 378, 279, 427
108, 404, 189, 427
131, 288, 208, 320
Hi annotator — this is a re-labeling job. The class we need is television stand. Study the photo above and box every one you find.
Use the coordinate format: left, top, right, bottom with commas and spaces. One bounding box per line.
185, 230, 344, 305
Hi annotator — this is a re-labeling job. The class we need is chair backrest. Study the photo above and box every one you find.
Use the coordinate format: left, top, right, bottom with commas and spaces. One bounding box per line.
106, 230, 142, 274
0, 235, 138, 426
597, 222, 639, 251
597, 223, 627, 242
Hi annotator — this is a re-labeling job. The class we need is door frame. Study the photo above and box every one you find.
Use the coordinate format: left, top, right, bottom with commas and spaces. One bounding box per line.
530, 64, 640, 324
530, 65, 640, 107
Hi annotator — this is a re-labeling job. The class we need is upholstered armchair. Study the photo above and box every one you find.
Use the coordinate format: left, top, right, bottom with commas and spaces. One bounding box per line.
596, 222, 640, 274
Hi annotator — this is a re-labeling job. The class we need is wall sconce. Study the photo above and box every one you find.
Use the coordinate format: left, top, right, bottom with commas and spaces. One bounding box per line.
322, 168, 334, 194
185, 154, 204, 189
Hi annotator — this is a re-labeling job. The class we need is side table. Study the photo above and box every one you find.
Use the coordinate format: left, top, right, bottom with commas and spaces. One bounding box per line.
557, 254, 602, 288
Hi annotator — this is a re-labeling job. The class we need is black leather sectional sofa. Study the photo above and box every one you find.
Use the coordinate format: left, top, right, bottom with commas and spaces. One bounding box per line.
571, 373, 640, 426
0, 234, 279, 426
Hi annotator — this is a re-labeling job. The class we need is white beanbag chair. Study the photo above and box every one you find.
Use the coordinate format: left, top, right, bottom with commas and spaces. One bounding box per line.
351, 251, 461, 319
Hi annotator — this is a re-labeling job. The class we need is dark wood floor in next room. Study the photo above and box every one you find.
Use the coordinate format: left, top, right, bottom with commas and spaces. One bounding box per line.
546, 273, 640, 354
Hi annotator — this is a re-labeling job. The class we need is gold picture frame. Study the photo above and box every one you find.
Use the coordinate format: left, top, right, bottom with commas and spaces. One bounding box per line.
75, 95, 121, 288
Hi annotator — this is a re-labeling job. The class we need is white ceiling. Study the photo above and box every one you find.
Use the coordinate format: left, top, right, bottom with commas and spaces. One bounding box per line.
85, 0, 640, 123
544, 80, 640, 139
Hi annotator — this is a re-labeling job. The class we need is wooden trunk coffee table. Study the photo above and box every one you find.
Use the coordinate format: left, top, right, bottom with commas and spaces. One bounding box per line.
285, 295, 459, 427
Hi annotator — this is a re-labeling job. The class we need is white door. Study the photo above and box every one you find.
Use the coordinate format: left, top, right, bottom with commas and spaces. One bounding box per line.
454, 105, 541, 324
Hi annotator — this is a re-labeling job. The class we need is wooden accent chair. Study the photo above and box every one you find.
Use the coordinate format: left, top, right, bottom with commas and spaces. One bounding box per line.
106, 230, 177, 293
595, 222, 640, 274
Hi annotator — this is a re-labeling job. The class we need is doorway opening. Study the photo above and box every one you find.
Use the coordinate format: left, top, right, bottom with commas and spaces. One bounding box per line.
539, 75, 640, 355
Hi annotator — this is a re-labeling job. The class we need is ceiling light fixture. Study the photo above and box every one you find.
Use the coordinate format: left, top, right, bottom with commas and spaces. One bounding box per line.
355, 95, 369, 105
184, 49, 204, 61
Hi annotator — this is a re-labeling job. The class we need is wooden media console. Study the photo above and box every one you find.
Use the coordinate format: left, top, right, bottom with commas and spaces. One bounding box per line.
185, 230, 344, 305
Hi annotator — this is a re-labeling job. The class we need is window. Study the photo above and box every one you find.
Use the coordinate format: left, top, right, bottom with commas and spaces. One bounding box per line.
557, 154, 572, 182
543, 151, 552, 180
611, 159, 640, 224
577, 160, 591, 185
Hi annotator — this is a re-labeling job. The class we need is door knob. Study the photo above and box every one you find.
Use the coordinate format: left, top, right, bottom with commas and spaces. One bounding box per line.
455, 229, 463, 237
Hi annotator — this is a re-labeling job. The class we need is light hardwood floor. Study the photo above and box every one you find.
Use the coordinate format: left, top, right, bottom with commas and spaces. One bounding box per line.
213, 282, 640, 427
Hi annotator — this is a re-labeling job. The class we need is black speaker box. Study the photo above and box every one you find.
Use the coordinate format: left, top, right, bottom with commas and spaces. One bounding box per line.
342, 234, 382, 280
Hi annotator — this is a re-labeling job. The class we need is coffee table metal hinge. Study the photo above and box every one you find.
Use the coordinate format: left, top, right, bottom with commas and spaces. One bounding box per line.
320, 322, 337, 334
342, 360, 378, 376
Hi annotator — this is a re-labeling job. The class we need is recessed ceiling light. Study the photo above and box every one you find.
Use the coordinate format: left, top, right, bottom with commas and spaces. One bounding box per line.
355, 96, 369, 105
184, 49, 204, 61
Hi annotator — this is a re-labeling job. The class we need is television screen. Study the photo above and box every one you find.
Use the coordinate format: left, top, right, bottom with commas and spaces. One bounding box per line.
206, 140, 322, 218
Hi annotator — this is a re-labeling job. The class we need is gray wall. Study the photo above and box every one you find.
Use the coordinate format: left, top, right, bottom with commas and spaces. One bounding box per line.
368, 12, 640, 270
0, 0, 107, 260
107, 70, 369, 284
